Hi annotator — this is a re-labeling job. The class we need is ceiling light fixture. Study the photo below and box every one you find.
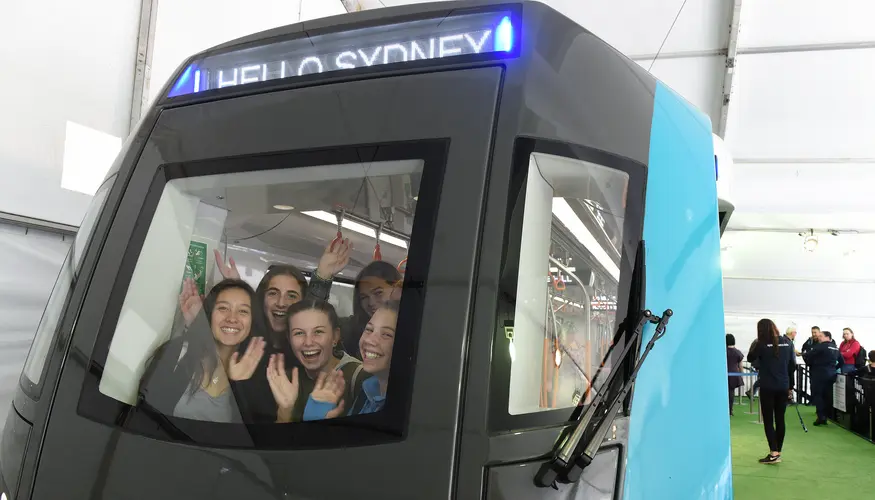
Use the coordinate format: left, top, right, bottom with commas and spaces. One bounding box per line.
273, 204, 295, 210
801, 229, 818, 252
301, 210, 408, 249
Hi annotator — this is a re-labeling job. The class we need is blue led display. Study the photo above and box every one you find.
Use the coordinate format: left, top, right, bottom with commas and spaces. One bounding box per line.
168, 11, 516, 98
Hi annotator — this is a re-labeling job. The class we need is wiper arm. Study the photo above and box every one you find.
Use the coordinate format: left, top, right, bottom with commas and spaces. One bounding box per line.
562, 308, 671, 483
534, 308, 660, 487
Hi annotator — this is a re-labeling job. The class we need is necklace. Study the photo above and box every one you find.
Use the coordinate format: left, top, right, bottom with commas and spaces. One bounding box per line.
211, 375, 220, 385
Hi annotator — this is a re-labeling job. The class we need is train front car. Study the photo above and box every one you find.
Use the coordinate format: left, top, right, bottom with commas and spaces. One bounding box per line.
0, 1, 730, 500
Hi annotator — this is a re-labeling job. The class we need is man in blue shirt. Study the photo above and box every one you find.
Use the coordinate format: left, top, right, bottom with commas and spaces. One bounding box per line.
802, 330, 842, 426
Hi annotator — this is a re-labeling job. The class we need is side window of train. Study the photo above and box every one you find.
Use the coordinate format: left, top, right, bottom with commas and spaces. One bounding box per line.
20, 176, 116, 397
492, 140, 641, 429
78, 142, 444, 447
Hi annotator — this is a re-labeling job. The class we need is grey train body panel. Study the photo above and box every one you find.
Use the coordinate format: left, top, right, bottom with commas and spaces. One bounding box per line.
32, 67, 503, 500
2, 2, 662, 499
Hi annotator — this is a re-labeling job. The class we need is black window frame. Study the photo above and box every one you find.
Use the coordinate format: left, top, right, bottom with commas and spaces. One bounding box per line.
488, 137, 646, 432
76, 140, 448, 450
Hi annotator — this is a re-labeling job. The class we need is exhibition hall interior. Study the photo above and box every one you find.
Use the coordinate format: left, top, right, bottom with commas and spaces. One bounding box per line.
0, 1, 873, 499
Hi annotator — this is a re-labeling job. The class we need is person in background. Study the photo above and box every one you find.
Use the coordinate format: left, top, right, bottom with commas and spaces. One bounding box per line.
746, 337, 761, 400
860, 351, 875, 377
857, 351, 875, 425
838, 328, 862, 374
726, 334, 745, 416
785, 325, 798, 401
802, 329, 841, 426
747, 319, 796, 464
800, 326, 820, 356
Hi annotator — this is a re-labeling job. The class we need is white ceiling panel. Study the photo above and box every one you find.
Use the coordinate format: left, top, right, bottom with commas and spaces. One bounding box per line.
739, 0, 875, 48
724, 48, 875, 160
729, 213, 875, 232
638, 56, 724, 128
721, 231, 875, 281
731, 162, 875, 215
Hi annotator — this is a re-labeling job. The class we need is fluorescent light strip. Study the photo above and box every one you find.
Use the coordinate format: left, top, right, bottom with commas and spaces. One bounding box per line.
552, 296, 586, 309
301, 210, 408, 249
551, 199, 621, 282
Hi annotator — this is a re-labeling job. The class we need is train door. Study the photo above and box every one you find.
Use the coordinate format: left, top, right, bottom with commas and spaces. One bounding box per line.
24, 66, 503, 500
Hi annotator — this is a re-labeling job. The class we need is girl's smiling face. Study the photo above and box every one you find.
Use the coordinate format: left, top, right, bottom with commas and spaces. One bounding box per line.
359, 308, 398, 376
289, 309, 339, 374
263, 275, 303, 332
358, 276, 394, 316
210, 288, 253, 347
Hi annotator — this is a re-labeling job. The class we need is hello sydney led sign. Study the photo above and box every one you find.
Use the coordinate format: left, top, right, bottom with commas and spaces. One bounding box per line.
168, 13, 515, 97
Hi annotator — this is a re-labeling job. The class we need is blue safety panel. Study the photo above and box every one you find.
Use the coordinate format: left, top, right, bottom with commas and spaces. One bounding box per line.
624, 82, 731, 500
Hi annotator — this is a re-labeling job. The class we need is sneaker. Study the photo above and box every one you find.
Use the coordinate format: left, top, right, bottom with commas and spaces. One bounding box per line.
758, 454, 781, 464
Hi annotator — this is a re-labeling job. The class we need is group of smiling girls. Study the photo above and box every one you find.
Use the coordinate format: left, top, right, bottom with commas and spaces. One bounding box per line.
136, 237, 402, 424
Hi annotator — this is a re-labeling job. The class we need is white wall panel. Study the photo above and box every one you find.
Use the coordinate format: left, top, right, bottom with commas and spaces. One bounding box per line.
0, 1, 140, 225
725, 49, 875, 159
571, 0, 729, 56
638, 56, 724, 128
148, 0, 347, 103
0, 223, 70, 433
378, 0, 729, 56
740, 0, 875, 48
724, 278, 875, 324
732, 162, 875, 215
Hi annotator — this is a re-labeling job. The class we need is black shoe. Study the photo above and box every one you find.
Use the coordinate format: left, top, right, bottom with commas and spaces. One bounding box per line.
758, 454, 781, 464
813, 419, 827, 426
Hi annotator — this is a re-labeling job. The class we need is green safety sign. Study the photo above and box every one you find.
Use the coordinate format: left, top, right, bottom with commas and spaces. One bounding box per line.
184, 241, 208, 296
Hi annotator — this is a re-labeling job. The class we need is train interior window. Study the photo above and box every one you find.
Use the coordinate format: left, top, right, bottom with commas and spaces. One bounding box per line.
508, 153, 628, 415
96, 158, 421, 427
21, 176, 116, 394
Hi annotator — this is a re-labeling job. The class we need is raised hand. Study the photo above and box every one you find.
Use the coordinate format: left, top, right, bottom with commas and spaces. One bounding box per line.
311, 370, 347, 420
311, 370, 345, 405
214, 249, 241, 280
316, 238, 352, 279
267, 354, 299, 413
178, 278, 204, 327
228, 337, 266, 381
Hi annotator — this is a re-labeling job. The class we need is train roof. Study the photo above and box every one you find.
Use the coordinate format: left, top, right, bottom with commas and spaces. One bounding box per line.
117, 0, 673, 182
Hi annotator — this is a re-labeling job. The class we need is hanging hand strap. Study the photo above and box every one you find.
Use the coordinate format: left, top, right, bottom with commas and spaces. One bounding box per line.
373, 221, 384, 261
329, 207, 345, 251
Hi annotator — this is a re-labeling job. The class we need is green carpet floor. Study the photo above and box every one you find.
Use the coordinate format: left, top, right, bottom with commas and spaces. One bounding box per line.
731, 398, 875, 499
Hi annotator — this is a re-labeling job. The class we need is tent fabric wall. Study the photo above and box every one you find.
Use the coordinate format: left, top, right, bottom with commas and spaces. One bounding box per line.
0, 223, 71, 434
0, 0, 141, 226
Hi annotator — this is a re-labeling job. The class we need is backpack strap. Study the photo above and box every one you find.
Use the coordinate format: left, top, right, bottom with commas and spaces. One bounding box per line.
349, 363, 365, 401
351, 392, 368, 415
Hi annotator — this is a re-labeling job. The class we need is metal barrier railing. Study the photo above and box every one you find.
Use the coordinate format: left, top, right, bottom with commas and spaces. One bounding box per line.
792, 364, 873, 444
729, 370, 762, 424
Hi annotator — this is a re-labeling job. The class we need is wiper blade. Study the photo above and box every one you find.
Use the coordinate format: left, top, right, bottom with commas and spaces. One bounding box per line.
562, 308, 671, 483
534, 308, 659, 488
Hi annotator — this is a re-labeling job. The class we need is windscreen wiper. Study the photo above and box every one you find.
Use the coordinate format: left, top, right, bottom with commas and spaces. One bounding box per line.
561, 308, 671, 483
534, 308, 667, 487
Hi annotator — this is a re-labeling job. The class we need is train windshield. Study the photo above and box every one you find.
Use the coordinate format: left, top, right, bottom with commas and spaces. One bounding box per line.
502, 150, 630, 418
78, 142, 446, 447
